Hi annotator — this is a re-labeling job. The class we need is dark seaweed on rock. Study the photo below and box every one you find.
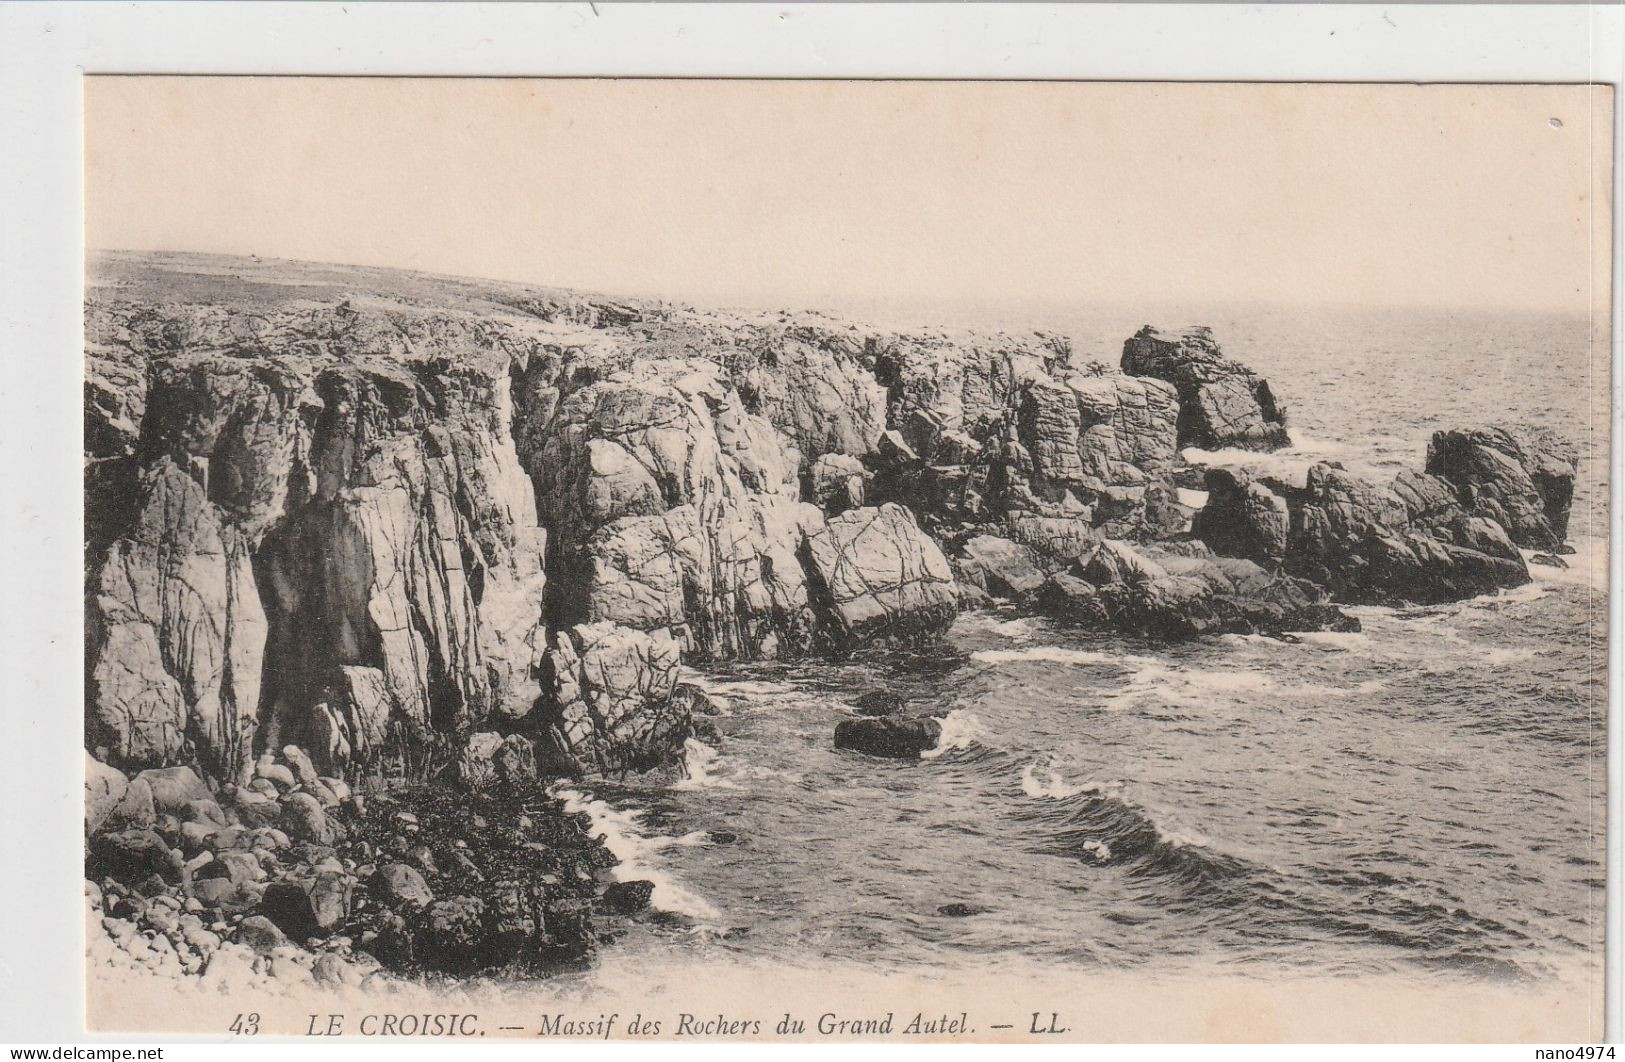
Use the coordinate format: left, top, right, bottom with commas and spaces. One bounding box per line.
85, 748, 640, 985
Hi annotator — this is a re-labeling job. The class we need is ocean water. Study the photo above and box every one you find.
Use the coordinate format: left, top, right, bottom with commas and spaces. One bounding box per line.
556, 305, 1609, 984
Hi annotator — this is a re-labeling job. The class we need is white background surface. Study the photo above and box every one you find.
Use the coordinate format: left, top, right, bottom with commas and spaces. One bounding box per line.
0, 1, 1620, 1049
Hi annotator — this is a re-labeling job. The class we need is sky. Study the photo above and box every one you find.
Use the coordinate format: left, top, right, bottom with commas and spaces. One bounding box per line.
85, 77, 1613, 317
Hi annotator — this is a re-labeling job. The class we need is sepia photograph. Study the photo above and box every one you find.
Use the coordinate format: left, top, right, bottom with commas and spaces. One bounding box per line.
66, 73, 1614, 1042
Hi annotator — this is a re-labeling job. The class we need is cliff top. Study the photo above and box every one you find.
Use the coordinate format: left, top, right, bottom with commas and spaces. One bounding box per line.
85, 250, 1073, 363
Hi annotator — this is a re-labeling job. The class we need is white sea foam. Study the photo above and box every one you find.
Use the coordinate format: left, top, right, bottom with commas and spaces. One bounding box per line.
1180, 445, 1317, 486
1108, 660, 1384, 707
1292, 630, 1372, 650
552, 786, 720, 921
1522, 536, 1608, 591
922, 709, 991, 760
1157, 828, 1211, 849
971, 646, 1156, 668
1080, 840, 1113, 863
990, 617, 1041, 639
1019, 763, 1119, 800
674, 738, 741, 791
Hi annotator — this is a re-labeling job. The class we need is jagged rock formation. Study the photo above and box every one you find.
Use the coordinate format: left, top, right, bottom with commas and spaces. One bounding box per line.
82, 254, 993, 780
86, 318, 550, 779
1425, 426, 1579, 551
85, 251, 1573, 787
1192, 461, 1534, 605
535, 622, 688, 776
955, 517, 1356, 640
800, 503, 958, 648
868, 339, 1189, 540
1121, 325, 1290, 451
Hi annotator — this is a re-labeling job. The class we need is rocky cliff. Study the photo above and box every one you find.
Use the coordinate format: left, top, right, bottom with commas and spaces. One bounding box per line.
84, 251, 1582, 989
85, 252, 1577, 786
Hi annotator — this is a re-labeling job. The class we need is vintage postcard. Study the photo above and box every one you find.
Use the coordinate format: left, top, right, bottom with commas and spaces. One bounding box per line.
79, 77, 1612, 1042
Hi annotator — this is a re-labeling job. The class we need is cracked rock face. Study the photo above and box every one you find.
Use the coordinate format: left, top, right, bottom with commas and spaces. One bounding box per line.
86, 279, 553, 777
536, 622, 688, 776
1121, 325, 1290, 451
1193, 460, 1532, 605
84, 254, 986, 781
800, 503, 959, 649
90, 252, 1550, 785
1425, 426, 1578, 551
86, 458, 267, 773
998, 371, 1183, 535
518, 357, 823, 663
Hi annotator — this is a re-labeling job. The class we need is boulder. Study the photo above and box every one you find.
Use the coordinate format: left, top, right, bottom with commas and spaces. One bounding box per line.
258, 880, 322, 942
1121, 325, 1289, 451
131, 766, 212, 819
191, 877, 244, 910
372, 863, 434, 911
1426, 426, 1578, 550
88, 829, 180, 885
102, 777, 156, 829
279, 792, 336, 845
232, 914, 289, 954
85, 753, 128, 835
537, 622, 690, 776
207, 850, 267, 886
799, 504, 959, 650
834, 716, 944, 760
456, 732, 538, 790
312, 952, 364, 987
280, 745, 321, 788
954, 535, 1047, 600
308, 872, 353, 931
602, 879, 655, 915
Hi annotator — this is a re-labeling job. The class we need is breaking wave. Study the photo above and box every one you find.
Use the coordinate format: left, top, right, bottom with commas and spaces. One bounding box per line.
552, 786, 719, 921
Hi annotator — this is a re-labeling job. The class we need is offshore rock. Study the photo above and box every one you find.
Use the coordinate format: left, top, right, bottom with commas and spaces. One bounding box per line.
1121, 325, 1290, 451
1425, 426, 1579, 550
833, 716, 944, 760
1194, 462, 1531, 605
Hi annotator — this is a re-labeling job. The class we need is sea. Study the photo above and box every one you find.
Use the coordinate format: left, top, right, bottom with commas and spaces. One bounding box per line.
550, 304, 1609, 990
